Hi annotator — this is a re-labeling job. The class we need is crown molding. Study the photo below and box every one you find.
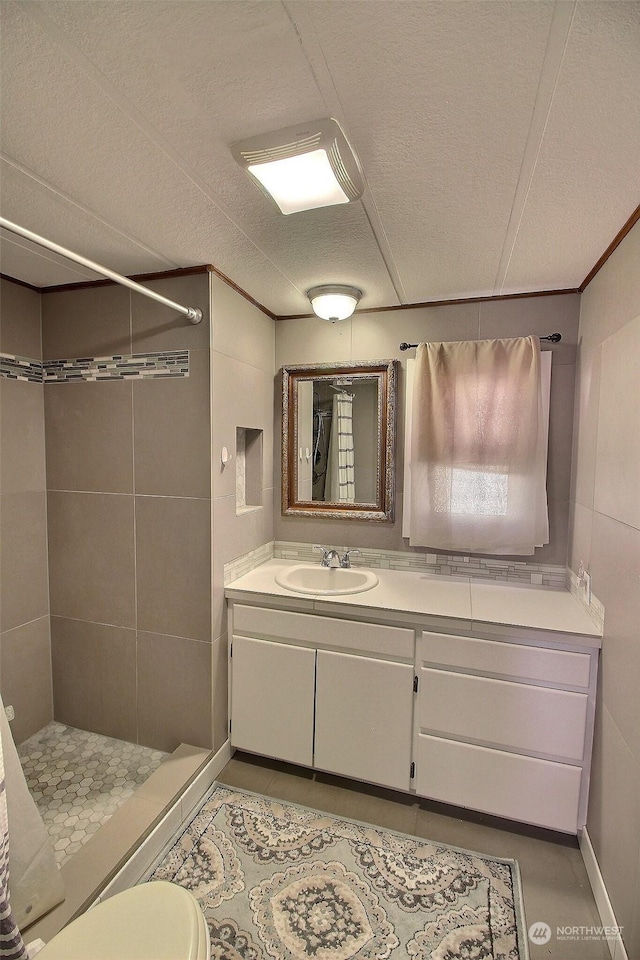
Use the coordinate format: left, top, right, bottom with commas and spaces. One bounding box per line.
207, 264, 277, 320
579, 202, 640, 291
0, 271, 41, 292
276, 287, 579, 321
2, 203, 638, 313
38, 263, 210, 294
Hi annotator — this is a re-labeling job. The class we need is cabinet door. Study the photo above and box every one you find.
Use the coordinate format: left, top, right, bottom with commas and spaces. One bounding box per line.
230, 636, 315, 766
314, 650, 413, 791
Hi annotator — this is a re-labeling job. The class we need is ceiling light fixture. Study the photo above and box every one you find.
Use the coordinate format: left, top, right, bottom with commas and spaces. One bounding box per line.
307, 284, 362, 323
231, 118, 363, 215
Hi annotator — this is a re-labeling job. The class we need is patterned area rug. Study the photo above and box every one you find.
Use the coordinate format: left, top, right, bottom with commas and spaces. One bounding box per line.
143, 783, 528, 960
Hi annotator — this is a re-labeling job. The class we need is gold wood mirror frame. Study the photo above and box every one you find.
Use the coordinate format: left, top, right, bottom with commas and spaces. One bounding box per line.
281, 359, 397, 521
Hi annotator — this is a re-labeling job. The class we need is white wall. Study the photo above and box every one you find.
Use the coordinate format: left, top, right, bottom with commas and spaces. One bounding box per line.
275, 293, 580, 563
569, 221, 640, 958
210, 274, 276, 749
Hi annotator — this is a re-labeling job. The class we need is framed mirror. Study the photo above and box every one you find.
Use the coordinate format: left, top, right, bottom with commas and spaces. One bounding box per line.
281, 359, 397, 521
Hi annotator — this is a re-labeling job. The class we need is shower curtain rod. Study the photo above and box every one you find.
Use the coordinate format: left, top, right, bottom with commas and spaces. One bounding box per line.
399, 333, 562, 350
0, 217, 203, 324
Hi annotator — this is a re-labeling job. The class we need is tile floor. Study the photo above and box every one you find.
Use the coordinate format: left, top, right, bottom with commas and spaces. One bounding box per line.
18, 722, 166, 866
218, 752, 613, 960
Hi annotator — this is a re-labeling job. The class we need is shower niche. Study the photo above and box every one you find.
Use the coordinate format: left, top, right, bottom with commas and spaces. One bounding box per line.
236, 426, 263, 514
281, 359, 397, 522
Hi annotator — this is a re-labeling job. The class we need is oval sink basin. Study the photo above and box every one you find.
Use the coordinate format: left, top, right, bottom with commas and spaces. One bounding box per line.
275, 564, 379, 596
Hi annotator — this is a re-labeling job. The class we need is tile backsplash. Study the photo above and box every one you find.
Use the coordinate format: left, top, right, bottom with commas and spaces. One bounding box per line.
224, 539, 567, 588
274, 540, 567, 587
223, 541, 274, 584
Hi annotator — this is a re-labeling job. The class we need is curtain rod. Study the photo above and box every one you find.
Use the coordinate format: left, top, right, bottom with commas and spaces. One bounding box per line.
0, 218, 203, 324
399, 333, 562, 350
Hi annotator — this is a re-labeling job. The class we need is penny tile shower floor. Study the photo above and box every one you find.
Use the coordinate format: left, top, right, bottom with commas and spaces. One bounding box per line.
18, 723, 167, 866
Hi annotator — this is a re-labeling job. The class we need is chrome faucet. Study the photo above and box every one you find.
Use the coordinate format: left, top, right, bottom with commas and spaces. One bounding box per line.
313, 545, 341, 567
340, 549, 361, 568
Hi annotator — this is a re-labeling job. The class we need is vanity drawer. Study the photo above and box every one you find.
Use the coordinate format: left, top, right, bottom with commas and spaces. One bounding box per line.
419, 668, 588, 760
420, 631, 591, 687
416, 734, 581, 833
233, 604, 414, 659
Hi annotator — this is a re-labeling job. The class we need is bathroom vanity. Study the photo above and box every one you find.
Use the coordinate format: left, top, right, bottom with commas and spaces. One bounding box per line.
225, 560, 601, 835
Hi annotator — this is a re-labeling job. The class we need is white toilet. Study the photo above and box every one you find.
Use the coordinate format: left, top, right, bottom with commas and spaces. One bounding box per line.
34, 880, 210, 960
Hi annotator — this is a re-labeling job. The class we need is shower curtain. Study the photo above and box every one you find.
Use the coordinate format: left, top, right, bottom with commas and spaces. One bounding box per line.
326, 393, 356, 502
0, 698, 64, 951
1, 738, 26, 959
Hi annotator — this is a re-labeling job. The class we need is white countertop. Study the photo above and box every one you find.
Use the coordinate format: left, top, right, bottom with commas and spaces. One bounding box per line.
225, 559, 601, 642
469, 580, 601, 637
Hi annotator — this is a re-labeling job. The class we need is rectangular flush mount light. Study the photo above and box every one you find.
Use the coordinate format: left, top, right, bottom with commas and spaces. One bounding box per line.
231, 118, 363, 215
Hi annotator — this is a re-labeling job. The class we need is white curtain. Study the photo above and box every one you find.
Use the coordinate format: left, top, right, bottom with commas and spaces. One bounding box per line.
409, 336, 549, 554
326, 393, 356, 502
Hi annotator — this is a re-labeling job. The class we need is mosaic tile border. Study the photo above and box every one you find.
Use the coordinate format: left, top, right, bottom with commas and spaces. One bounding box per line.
1, 350, 189, 383
0, 352, 43, 383
44, 350, 189, 382
273, 540, 568, 588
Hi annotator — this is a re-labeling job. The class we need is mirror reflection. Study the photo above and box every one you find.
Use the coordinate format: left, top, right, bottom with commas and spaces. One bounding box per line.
298, 376, 378, 503
282, 360, 397, 522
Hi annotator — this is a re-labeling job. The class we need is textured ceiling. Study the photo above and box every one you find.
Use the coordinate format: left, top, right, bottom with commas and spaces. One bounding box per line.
0, 0, 638, 315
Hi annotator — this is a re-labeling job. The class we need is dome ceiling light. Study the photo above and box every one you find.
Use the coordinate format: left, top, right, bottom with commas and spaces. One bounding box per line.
307, 284, 362, 322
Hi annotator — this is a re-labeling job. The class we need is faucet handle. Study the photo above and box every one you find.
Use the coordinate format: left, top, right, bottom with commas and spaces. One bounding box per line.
340, 548, 361, 568
313, 544, 330, 566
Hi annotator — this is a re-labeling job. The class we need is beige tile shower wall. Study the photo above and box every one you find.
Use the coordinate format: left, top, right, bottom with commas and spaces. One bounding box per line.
43, 274, 212, 753
0, 279, 53, 744
275, 293, 579, 565
568, 221, 640, 959
210, 274, 275, 751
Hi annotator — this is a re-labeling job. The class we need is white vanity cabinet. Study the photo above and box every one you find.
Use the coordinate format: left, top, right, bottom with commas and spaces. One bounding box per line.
414, 630, 597, 833
228, 603, 415, 792
226, 568, 601, 835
